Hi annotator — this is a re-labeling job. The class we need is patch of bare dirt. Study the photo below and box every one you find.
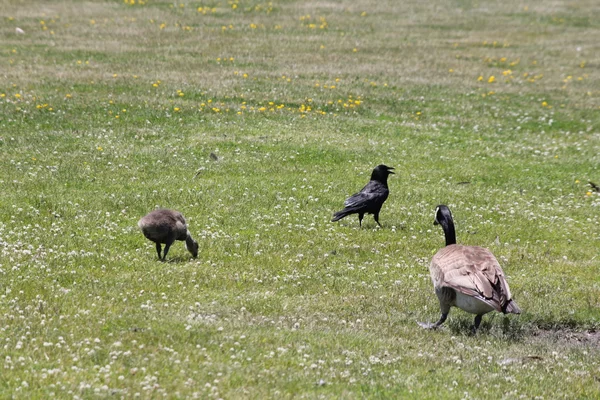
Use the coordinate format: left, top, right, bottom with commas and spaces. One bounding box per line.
528, 328, 600, 348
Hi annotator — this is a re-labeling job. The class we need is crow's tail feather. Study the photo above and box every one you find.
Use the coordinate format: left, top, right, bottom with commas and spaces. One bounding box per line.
331, 210, 348, 222
331, 207, 359, 222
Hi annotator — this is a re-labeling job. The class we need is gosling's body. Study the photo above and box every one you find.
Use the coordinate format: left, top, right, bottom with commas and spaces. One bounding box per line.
138, 209, 199, 260
420, 206, 520, 333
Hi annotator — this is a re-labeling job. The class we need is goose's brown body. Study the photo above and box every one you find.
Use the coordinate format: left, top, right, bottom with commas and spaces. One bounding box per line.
420, 205, 520, 333
431, 244, 519, 315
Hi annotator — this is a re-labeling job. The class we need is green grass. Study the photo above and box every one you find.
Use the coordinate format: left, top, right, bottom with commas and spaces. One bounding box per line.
1, 0, 599, 398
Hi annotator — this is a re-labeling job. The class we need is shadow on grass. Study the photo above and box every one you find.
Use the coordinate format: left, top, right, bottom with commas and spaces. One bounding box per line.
446, 314, 528, 341
443, 314, 600, 349
164, 256, 196, 264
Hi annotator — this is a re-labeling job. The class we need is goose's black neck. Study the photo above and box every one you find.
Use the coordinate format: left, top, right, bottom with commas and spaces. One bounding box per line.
440, 218, 456, 246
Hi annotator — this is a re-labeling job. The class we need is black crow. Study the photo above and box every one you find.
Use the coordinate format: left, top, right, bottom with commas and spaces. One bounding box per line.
331, 164, 394, 227
138, 209, 199, 260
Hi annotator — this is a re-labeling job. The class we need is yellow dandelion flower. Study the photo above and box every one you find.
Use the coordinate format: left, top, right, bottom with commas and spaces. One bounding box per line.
541, 101, 548, 107
502, 69, 512, 76
477, 76, 483, 81
488, 76, 495, 83
65, 94, 72, 98
575, 180, 580, 183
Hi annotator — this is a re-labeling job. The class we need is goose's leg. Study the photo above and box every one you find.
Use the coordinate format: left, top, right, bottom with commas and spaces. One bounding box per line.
418, 312, 448, 329
471, 314, 483, 334
419, 291, 451, 329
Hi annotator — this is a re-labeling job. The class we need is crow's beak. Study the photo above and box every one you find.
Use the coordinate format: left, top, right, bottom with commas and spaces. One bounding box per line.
387, 167, 395, 174
433, 220, 439, 225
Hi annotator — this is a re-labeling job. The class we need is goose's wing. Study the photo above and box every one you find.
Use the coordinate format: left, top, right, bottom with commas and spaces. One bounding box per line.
431, 245, 513, 312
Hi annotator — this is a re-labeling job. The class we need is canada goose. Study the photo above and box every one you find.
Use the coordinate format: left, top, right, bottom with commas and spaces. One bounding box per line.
331, 164, 395, 227
418, 205, 521, 333
138, 209, 199, 260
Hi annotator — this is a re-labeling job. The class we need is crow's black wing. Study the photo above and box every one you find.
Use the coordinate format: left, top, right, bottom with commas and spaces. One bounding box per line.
344, 181, 388, 210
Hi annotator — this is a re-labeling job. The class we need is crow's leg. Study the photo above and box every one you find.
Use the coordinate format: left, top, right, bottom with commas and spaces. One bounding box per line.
374, 213, 382, 228
155, 243, 162, 260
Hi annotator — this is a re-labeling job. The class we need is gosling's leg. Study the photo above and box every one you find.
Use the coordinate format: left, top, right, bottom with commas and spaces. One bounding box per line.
162, 241, 173, 261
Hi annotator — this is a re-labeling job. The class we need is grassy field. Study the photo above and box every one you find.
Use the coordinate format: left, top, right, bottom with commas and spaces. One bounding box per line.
1, 0, 599, 398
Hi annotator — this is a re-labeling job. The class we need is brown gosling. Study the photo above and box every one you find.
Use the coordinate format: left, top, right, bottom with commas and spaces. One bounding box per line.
418, 205, 521, 333
138, 209, 199, 261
